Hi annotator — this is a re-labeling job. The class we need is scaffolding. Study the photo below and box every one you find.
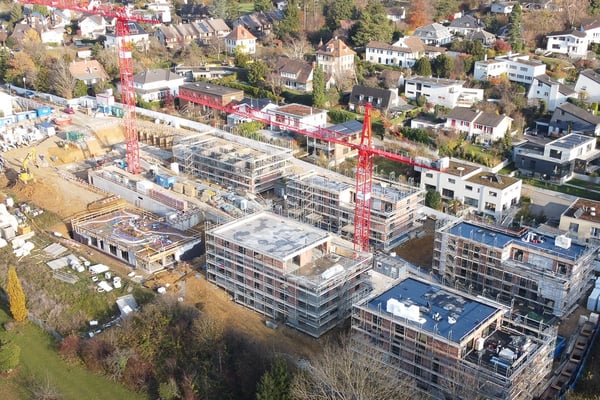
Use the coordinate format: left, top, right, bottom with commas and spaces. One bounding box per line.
433, 220, 599, 318
351, 276, 556, 400
205, 211, 373, 337
172, 131, 293, 194
284, 171, 424, 250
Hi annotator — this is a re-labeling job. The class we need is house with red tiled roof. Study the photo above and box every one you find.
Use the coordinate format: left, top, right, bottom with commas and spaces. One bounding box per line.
225, 25, 256, 55
69, 60, 109, 86
315, 37, 356, 83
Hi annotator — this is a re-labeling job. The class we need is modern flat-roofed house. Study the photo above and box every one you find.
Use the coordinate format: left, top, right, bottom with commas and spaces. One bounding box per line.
206, 211, 373, 337
574, 69, 600, 103
513, 133, 599, 182
445, 107, 513, 143
307, 119, 362, 165
546, 29, 588, 56
420, 159, 521, 220
548, 102, 600, 136
413, 23, 453, 45
267, 103, 328, 132
527, 74, 577, 111
352, 275, 556, 400
225, 24, 256, 54
560, 198, 600, 243
178, 82, 244, 107
404, 76, 484, 108
474, 54, 546, 84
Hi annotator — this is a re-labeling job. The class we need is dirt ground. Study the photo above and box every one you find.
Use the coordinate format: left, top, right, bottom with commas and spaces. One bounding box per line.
0, 119, 323, 360
393, 218, 436, 269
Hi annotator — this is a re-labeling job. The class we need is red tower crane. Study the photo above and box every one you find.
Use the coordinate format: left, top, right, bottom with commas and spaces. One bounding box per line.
21, 1, 160, 174
178, 87, 443, 252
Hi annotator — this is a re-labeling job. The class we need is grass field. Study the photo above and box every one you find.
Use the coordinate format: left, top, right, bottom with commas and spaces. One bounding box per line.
0, 307, 144, 400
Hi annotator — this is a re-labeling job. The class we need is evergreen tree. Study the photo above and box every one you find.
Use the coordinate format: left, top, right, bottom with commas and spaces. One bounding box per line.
434, 0, 459, 21
351, 0, 394, 47
508, 3, 523, 53
256, 356, 291, 400
7, 266, 27, 322
591, 0, 600, 15
0, 48, 9, 83
210, 0, 229, 20
277, 0, 301, 39
247, 60, 269, 86
413, 57, 432, 77
432, 53, 454, 78
312, 67, 327, 108
8, 3, 23, 30
465, 40, 486, 61
425, 190, 442, 210
233, 46, 249, 68
325, 0, 355, 31
254, 0, 274, 12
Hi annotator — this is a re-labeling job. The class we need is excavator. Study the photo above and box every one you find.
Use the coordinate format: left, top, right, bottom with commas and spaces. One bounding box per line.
19, 149, 37, 184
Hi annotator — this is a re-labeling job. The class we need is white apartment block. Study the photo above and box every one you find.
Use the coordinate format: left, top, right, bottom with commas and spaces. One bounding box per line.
404, 76, 484, 108
284, 172, 424, 250
546, 29, 588, 57
474, 54, 546, 85
420, 160, 521, 219
205, 211, 373, 337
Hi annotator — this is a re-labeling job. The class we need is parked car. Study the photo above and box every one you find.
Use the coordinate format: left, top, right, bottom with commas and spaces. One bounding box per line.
25, 91, 35, 98
64, 107, 75, 114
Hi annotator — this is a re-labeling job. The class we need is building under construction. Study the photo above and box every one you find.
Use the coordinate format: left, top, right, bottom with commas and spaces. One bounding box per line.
71, 204, 202, 274
205, 211, 372, 337
433, 220, 598, 318
284, 171, 424, 250
172, 132, 292, 194
352, 276, 556, 400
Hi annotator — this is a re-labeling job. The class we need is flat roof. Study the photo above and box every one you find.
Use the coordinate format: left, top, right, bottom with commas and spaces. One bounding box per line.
328, 119, 363, 135
368, 277, 501, 343
74, 208, 198, 254
210, 211, 330, 260
443, 160, 480, 177
272, 103, 325, 117
563, 198, 600, 224
447, 221, 588, 261
548, 133, 595, 149
180, 83, 244, 97
466, 172, 519, 190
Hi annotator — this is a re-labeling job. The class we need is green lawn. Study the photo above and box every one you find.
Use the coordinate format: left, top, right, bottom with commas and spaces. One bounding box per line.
0, 307, 144, 400
523, 178, 600, 201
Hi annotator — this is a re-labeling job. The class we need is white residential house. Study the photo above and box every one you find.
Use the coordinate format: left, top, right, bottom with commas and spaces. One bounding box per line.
420, 159, 521, 219
403, 76, 484, 108
583, 20, 600, 45
104, 22, 149, 50
386, 7, 406, 22
448, 15, 484, 35
546, 29, 588, 57
474, 53, 546, 84
365, 36, 444, 69
225, 24, 256, 55
78, 15, 106, 39
413, 23, 453, 46
445, 107, 513, 143
574, 69, 600, 103
39, 27, 64, 45
527, 74, 577, 111
132, 69, 186, 102
315, 37, 356, 84
267, 103, 327, 132
490, 1, 516, 14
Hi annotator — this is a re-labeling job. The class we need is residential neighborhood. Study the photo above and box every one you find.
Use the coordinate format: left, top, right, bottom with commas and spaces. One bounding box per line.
1, 0, 600, 399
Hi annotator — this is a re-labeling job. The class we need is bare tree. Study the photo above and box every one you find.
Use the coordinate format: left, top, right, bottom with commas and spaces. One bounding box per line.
291, 336, 422, 400
284, 35, 312, 60
49, 57, 77, 99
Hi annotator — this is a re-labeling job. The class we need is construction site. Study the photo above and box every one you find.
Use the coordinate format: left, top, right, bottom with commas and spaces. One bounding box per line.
71, 203, 202, 273
205, 210, 373, 337
352, 275, 558, 400
433, 220, 599, 318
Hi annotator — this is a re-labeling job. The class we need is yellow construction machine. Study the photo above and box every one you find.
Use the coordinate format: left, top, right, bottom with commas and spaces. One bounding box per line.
19, 149, 37, 183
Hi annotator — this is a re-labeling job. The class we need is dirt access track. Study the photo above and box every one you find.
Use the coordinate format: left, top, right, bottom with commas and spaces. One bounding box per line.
0, 120, 322, 360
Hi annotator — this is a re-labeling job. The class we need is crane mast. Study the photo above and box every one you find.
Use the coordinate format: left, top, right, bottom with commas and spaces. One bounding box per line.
20, 0, 159, 174
178, 89, 442, 252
